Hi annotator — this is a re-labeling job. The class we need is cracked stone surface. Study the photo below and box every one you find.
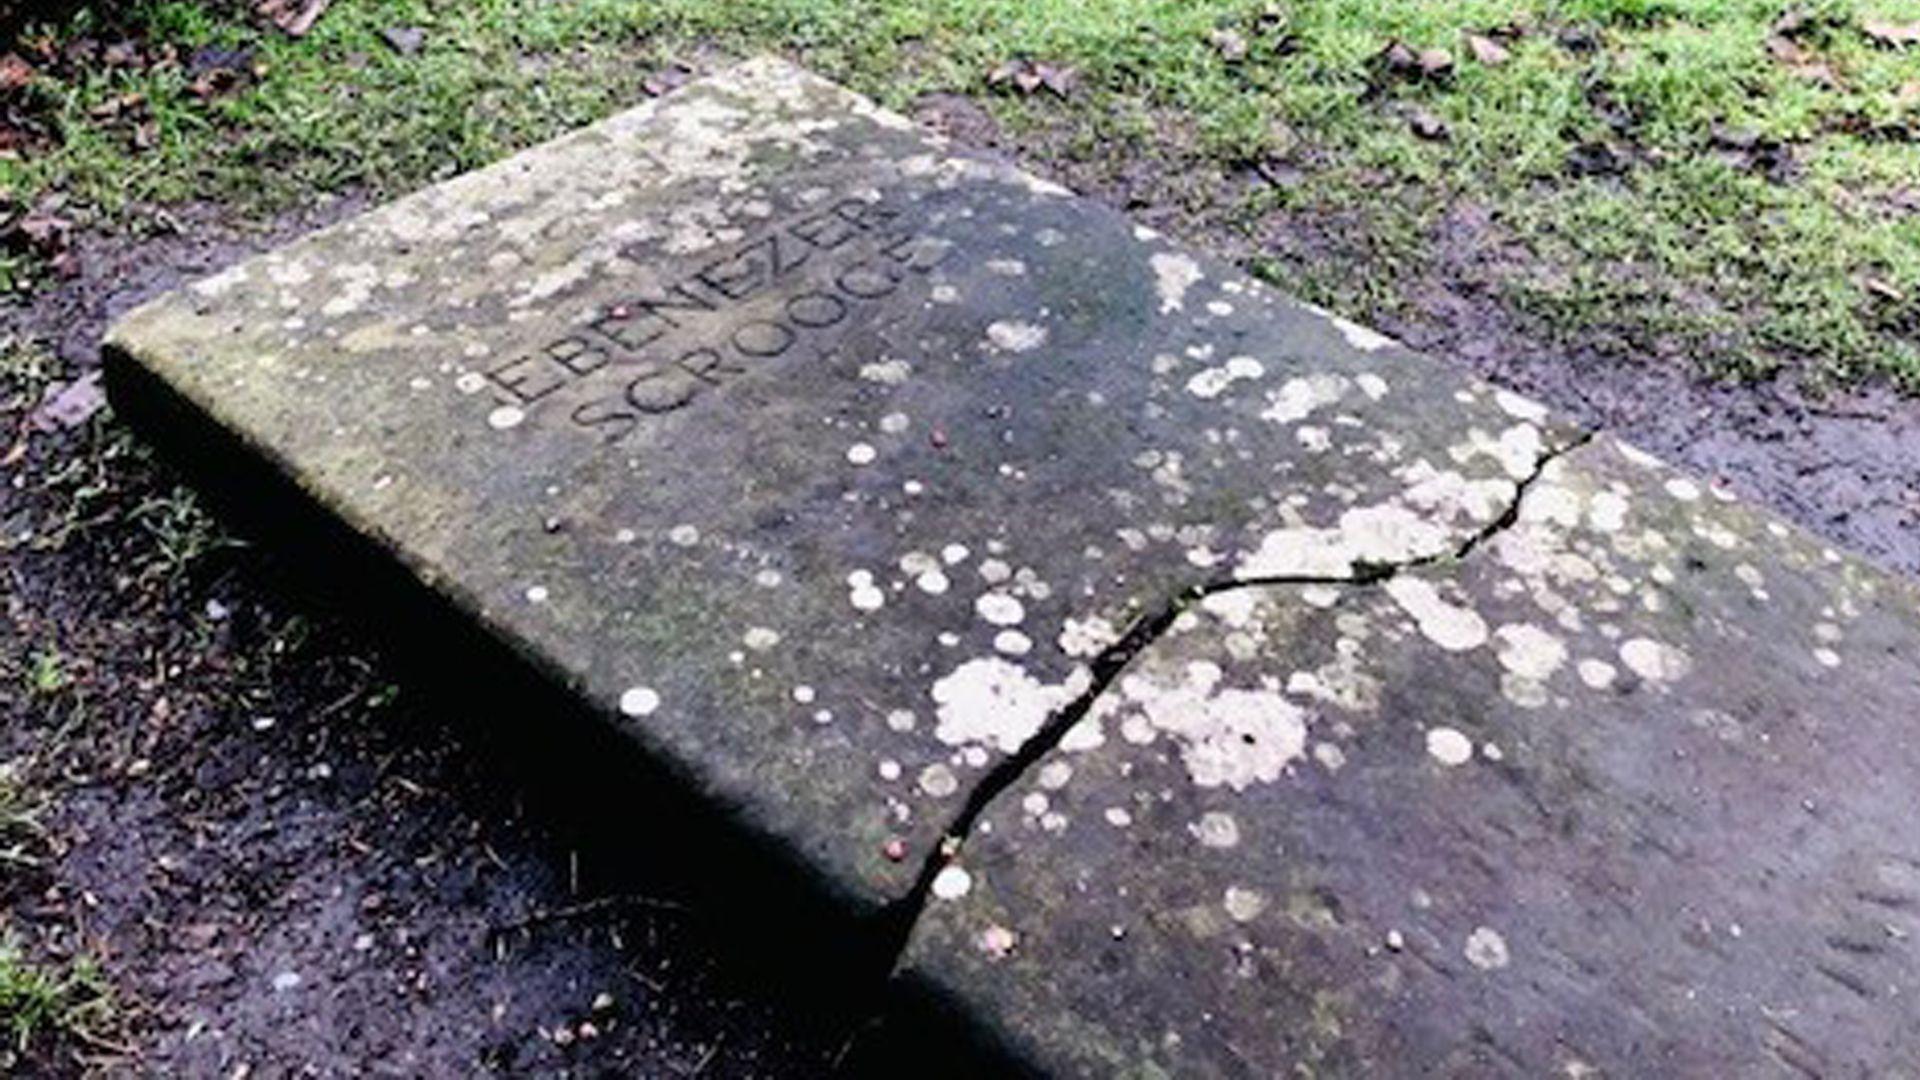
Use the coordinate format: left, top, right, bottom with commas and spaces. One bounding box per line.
100, 59, 1920, 1074
105, 59, 1573, 921
899, 434, 1920, 1075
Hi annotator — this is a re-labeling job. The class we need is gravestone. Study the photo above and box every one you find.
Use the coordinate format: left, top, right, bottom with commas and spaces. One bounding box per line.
107, 59, 1920, 1075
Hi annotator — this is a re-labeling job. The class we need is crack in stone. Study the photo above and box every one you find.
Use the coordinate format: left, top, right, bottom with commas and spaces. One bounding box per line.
871, 427, 1598, 975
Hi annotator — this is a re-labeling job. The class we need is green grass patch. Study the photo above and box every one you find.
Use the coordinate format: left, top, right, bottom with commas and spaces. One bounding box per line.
0, 933, 116, 1057
1, 0, 1917, 385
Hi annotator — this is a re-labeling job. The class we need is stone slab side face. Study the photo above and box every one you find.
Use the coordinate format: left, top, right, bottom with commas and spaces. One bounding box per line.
900, 433, 1920, 1075
105, 59, 1920, 1074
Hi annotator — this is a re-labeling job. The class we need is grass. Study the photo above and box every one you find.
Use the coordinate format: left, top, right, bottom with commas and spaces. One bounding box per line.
0, 771, 110, 1061
0, 1, 1917, 385
0, 933, 116, 1057
0, 765, 47, 870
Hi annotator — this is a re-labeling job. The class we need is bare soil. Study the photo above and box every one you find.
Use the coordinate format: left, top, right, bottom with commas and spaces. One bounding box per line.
0, 84, 1913, 1079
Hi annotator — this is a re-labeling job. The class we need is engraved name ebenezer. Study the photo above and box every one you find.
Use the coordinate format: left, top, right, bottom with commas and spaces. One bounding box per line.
481, 195, 949, 443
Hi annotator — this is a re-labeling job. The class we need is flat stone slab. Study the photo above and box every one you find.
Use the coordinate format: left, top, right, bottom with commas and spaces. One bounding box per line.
104, 59, 1920, 1073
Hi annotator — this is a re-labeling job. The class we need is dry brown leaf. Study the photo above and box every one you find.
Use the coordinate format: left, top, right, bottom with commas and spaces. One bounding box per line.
257, 0, 330, 38
1417, 47, 1455, 76
30, 372, 106, 432
1863, 276, 1906, 302
1210, 28, 1248, 62
0, 53, 33, 90
1408, 107, 1450, 140
1466, 34, 1512, 66
1862, 17, 1920, 45
1767, 35, 1841, 87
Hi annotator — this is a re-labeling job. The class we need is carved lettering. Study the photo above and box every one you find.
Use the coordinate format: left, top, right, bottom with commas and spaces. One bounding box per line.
474, 193, 945, 443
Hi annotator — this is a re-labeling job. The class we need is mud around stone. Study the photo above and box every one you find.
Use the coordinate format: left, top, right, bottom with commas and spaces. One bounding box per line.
104, 59, 1920, 1075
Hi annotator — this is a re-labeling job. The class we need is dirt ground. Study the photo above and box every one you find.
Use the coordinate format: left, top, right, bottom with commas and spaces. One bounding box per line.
1, 87, 1916, 1078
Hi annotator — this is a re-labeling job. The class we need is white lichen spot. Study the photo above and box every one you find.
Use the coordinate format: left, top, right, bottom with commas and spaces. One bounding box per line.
1588, 491, 1630, 533
985, 258, 1027, 276
1426, 727, 1474, 767
1185, 356, 1264, 399
1058, 616, 1120, 658
1384, 578, 1489, 652
1150, 252, 1203, 313
860, 359, 912, 384
525, 585, 549, 604
993, 629, 1033, 656
668, 524, 700, 547
1191, 811, 1240, 849
1465, 926, 1511, 970
1116, 664, 1309, 790
1813, 647, 1841, 668
986, 320, 1047, 353
618, 686, 660, 718
1494, 624, 1567, 681
930, 657, 1071, 753
1356, 373, 1390, 400
1665, 477, 1702, 502
847, 442, 877, 466
1223, 886, 1267, 923
975, 592, 1026, 626
1577, 659, 1618, 690
1620, 638, 1691, 683
847, 570, 886, 612
1261, 373, 1349, 425
743, 626, 781, 651
488, 405, 526, 430
1241, 505, 1452, 581
931, 865, 972, 900
919, 763, 959, 797
977, 924, 1017, 958
880, 412, 911, 434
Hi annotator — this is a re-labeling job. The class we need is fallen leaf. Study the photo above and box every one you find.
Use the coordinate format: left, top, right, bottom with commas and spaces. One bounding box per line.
1862, 17, 1920, 46
1417, 47, 1455, 76
1210, 28, 1249, 62
380, 26, 426, 56
257, 0, 330, 38
1408, 107, 1449, 140
987, 58, 1076, 98
1766, 35, 1841, 88
1772, 8, 1812, 39
0, 53, 33, 90
15, 199, 71, 253
1375, 40, 1420, 78
189, 67, 245, 101
30, 371, 106, 432
1863, 276, 1906, 302
1466, 34, 1511, 66
1034, 62, 1077, 98
641, 63, 694, 97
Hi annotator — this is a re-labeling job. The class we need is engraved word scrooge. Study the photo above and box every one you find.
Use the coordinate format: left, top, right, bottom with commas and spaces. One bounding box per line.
481, 195, 950, 442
